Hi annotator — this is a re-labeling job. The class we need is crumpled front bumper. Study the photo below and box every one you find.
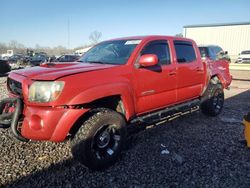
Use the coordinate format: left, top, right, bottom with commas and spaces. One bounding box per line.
0, 98, 28, 142
0, 97, 89, 142
21, 105, 89, 142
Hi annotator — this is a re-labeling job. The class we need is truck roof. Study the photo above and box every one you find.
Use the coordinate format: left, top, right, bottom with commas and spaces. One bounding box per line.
106, 35, 194, 42
198, 45, 221, 48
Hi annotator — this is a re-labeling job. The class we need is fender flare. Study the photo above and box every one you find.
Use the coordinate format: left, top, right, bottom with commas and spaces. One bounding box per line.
68, 83, 135, 120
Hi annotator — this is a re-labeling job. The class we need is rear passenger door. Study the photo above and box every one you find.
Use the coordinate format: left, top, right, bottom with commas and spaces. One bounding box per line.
135, 40, 177, 113
174, 40, 204, 102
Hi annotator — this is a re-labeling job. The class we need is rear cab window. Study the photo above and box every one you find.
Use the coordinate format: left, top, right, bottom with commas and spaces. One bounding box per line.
208, 47, 217, 60
174, 40, 196, 63
198, 47, 209, 58
198, 47, 216, 60
213, 46, 223, 55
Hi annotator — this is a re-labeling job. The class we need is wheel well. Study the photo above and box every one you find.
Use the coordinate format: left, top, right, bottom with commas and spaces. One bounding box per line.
200, 75, 222, 103
210, 75, 221, 85
69, 95, 126, 137
82, 95, 125, 114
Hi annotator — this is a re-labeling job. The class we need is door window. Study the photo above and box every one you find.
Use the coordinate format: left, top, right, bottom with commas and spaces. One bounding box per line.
174, 41, 196, 63
141, 40, 171, 65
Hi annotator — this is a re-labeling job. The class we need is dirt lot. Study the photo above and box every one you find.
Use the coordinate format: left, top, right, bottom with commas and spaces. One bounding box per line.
0, 71, 250, 187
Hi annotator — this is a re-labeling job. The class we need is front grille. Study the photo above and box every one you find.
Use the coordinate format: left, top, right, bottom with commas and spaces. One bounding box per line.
242, 58, 250, 61
7, 78, 23, 96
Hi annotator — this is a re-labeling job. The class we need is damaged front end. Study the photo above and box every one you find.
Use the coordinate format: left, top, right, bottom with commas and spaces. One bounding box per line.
0, 97, 29, 142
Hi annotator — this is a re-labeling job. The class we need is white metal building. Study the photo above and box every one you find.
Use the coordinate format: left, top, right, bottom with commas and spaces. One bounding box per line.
183, 22, 250, 60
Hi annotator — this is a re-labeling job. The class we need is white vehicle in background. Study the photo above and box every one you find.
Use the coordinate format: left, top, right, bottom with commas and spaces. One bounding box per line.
74, 46, 92, 56
237, 50, 250, 64
1, 50, 14, 60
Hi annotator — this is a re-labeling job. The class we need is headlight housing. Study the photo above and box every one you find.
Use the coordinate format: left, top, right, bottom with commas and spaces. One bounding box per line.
28, 81, 65, 103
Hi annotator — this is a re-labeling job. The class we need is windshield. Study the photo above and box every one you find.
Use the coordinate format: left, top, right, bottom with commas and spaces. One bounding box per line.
78, 40, 141, 65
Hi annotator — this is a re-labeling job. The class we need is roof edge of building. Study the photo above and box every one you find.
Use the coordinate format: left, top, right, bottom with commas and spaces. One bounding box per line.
184, 21, 250, 28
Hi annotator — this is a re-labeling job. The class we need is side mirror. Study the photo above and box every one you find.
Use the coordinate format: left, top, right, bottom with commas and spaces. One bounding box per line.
139, 54, 158, 67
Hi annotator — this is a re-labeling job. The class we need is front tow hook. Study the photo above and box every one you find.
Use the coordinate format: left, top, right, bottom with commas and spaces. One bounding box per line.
0, 98, 29, 142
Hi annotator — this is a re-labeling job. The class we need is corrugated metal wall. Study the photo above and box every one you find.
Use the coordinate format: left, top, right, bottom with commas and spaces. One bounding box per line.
183, 24, 250, 60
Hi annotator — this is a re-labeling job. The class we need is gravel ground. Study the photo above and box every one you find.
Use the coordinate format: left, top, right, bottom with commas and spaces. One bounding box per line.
1, 72, 250, 187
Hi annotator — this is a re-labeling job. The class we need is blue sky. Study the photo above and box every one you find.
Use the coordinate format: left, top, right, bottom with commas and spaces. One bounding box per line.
0, 0, 249, 48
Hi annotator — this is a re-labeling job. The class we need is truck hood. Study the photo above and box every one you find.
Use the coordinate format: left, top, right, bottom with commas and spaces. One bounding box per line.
13, 62, 117, 80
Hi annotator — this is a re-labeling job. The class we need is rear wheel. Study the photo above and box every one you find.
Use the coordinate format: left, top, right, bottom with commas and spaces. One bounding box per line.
201, 83, 224, 116
71, 108, 127, 170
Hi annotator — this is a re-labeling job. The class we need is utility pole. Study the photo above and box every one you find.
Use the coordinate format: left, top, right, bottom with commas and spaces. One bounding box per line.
67, 17, 70, 49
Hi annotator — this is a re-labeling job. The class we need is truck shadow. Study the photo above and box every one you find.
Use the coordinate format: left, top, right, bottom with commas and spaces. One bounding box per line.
4, 89, 250, 187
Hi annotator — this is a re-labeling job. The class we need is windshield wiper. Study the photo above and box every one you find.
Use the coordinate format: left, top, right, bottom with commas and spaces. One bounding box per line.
86, 61, 107, 64
77, 60, 105, 64
77, 60, 115, 65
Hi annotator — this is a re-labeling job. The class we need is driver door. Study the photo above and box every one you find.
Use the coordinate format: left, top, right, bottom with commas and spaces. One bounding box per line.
134, 40, 177, 114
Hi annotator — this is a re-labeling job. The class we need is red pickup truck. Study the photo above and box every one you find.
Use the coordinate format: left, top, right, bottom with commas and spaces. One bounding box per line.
0, 36, 231, 169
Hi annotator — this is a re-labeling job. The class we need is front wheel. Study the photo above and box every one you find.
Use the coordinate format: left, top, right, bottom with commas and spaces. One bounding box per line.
201, 84, 224, 116
71, 108, 127, 170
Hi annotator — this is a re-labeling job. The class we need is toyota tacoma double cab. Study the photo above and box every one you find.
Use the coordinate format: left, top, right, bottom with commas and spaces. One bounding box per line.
0, 36, 232, 169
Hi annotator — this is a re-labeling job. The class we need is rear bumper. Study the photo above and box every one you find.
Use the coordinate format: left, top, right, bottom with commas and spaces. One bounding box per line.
222, 74, 232, 89
227, 75, 233, 87
21, 105, 89, 142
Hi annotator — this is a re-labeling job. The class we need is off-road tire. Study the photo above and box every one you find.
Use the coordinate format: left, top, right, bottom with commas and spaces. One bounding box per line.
71, 108, 127, 170
201, 82, 224, 116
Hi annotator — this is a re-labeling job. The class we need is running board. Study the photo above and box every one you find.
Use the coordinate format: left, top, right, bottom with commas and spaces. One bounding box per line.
129, 99, 200, 126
